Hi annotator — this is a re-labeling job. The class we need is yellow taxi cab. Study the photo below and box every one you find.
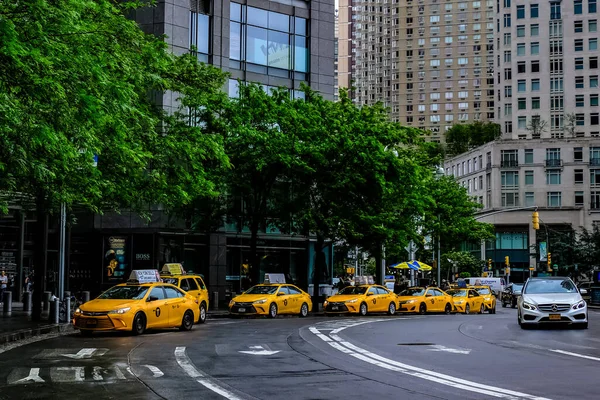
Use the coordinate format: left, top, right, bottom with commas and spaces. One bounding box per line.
229, 284, 313, 318
397, 287, 454, 314
73, 270, 200, 336
446, 288, 486, 314
324, 285, 398, 316
472, 285, 496, 314
159, 263, 209, 324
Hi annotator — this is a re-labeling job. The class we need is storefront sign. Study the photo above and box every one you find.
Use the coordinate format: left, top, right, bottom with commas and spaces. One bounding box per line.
106, 236, 128, 281
136, 253, 151, 261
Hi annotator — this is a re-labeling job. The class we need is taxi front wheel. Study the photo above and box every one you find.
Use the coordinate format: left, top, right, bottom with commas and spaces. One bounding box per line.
299, 303, 309, 317
359, 302, 368, 316
269, 303, 278, 318
199, 303, 207, 324
180, 310, 194, 331
132, 312, 146, 335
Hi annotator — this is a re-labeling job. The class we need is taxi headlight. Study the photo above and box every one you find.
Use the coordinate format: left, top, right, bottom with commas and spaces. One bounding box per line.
405, 300, 415, 304
74, 308, 81, 314
572, 300, 586, 310
455, 300, 465, 304
346, 299, 358, 303
108, 307, 131, 314
484, 297, 491, 301
522, 302, 537, 310
323, 300, 329, 307
253, 299, 267, 304
229, 300, 235, 307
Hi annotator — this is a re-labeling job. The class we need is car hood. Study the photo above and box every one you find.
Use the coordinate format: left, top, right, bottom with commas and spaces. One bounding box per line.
80, 299, 136, 312
522, 293, 582, 304
326, 294, 366, 302
397, 295, 423, 301
232, 294, 275, 303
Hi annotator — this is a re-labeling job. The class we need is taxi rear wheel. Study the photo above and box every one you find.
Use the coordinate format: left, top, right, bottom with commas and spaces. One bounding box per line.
198, 303, 207, 324
132, 312, 146, 335
444, 303, 452, 314
388, 302, 396, 315
180, 310, 194, 331
359, 302, 368, 316
299, 303, 309, 317
464, 304, 470, 314
269, 303, 278, 318
490, 302, 496, 314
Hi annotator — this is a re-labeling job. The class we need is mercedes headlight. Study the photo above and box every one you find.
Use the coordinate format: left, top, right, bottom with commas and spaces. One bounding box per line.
572, 300, 586, 310
522, 302, 537, 310
253, 299, 267, 304
346, 299, 358, 303
108, 307, 131, 314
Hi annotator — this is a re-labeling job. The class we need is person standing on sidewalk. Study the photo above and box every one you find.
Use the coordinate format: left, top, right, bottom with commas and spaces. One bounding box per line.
0, 270, 7, 305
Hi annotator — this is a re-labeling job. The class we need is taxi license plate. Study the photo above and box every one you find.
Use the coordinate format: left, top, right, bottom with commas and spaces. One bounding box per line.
238, 308, 246, 313
549, 314, 561, 321
332, 306, 339, 311
86, 319, 97, 326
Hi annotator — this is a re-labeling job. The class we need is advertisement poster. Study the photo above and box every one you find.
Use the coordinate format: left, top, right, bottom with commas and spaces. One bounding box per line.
105, 236, 128, 281
539, 242, 547, 262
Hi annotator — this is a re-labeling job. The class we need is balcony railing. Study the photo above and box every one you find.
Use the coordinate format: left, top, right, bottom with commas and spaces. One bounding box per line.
545, 159, 563, 167
590, 158, 600, 166
500, 160, 519, 168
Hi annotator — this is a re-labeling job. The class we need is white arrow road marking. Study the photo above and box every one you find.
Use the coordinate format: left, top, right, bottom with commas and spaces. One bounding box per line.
309, 322, 551, 400
92, 366, 104, 381
9, 368, 45, 384
51, 367, 85, 382
143, 365, 164, 378
550, 349, 600, 361
61, 348, 108, 359
238, 345, 280, 356
428, 345, 471, 355
175, 346, 245, 400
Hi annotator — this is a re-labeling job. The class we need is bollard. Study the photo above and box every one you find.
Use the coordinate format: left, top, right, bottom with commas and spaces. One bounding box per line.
49, 298, 60, 324
212, 291, 219, 310
43, 291, 52, 312
82, 291, 90, 304
23, 291, 32, 315
3, 291, 12, 316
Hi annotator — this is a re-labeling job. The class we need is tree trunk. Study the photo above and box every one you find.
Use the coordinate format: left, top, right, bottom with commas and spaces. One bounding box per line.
31, 195, 48, 321
249, 220, 261, 287
312, 234, 326, 311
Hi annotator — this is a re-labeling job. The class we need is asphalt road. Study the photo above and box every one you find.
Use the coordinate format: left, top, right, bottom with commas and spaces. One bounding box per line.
1, 306, 599, 400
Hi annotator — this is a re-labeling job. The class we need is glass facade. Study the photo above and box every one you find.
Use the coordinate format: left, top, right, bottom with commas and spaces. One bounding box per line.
230, 3, 309, 75
190, 11, 210, 62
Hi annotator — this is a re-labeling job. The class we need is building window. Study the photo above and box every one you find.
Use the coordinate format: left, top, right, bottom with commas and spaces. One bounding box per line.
590, 0, 597, 13
525, 192, 535, 206
591, 57, 599, 69
496, 232, 528, 249
531, 24, 539, 36
530, 4, 539, 17
504, 14, 511, 27
575, 0, 583, 14
530, 42, 539, 55
501, 150, 518, 167
517, 80, 526, 92
502, 192, 520, 207
524, 149, 534, 164
518, 116, 527, 129
591, 19, 598, 32
547, 192, 562, 207
574, 147, 584, 162
592, 94, 599, 106
575, 20, 584, 32
501, 171, 519, 188
575, 191, 585, 205
575, 39, 584, 51
551, 2, 561, 19
575, 169, 584, 183
517, 62, 526, 73
517, 43, 525, 56
547, 170, 562, 185
591, 169, 600, 186
592, 192, 600, 209
591, 76, 599, 88
576, 95, 585, 107
590, 38, 598, 51
190, 8, 211, 61
576, 113, 585, 125
592, 113, 600, 125
531, 61, 540, 73
525, 170, 534, 185
517, 25, 525, 37
516, 5, 525, 18
576, 76, 585, 88
517, 98, 526, 110
532, 97, 540, 109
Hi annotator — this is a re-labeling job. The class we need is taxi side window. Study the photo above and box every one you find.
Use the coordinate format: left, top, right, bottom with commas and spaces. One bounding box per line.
185, 278, 199, 291
288, 286, 302, 295
278, 287, 290, 295
165, 286, 184, 298
180, 279, 190, 291
376, 287, 388, 295
150, 287, 166, 300
368, 287, 377, 295
433, 289, 443, 296
195, 278, 207, 290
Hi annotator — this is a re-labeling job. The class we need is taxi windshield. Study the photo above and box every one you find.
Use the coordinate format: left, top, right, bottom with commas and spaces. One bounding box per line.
399, 288, 425, 296
447, 289, 467, 297
338, 286, 368, 295
475, 288, 491, 295
98, 286, 149, 300
245, 286, 278, 295
162, 278, 179, 285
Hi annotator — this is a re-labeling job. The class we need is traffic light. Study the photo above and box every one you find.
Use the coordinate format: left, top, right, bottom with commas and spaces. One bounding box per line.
547, 253, 553, 272
532, 211, 539, 230
505, 256, 510, 266
488, 259, 492, 269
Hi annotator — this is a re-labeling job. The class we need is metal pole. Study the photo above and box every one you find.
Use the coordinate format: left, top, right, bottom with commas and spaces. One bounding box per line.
58, 202, 66, 305
3, 291, 12, 316
380, 244, 386, 285
437, 232, 441, 286
354, 246, 358, 276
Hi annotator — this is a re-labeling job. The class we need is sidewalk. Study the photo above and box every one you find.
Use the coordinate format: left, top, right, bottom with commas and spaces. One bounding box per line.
1, 302, 74, 346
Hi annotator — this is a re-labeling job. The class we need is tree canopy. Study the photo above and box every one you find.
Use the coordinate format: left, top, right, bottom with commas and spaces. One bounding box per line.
445, 122, 502, 156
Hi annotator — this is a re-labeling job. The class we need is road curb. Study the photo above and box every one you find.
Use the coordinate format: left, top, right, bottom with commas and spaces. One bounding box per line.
208, 312, 328, 319
0, 323, 74, 346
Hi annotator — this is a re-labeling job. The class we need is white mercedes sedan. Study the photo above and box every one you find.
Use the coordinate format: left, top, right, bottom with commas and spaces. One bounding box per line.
517, 277, 588, 329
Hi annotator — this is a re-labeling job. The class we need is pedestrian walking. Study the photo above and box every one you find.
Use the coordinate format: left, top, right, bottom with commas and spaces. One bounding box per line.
0, 270, 7, 305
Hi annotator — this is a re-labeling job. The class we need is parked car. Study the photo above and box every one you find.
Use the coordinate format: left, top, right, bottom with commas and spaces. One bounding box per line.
578, 281, 593, 303
501, 283, 523, 308
517, 277, 588, 329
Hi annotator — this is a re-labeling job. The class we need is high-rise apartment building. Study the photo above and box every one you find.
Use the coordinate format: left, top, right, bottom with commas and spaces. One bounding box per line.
338, 0, 496, 142
335, 0, 354, 100
496, 0, 598, 140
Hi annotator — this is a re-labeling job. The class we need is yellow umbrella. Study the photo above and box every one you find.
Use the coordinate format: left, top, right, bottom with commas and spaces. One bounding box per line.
390, 260, 433, 271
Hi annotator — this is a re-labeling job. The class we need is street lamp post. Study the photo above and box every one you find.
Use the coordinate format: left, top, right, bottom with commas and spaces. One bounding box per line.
435, 166, 445, 286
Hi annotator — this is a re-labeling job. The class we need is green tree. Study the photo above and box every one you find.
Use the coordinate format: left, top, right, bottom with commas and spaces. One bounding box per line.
0, 0, 228, 319
444, 251, 484, 279
445, 122, 501, 156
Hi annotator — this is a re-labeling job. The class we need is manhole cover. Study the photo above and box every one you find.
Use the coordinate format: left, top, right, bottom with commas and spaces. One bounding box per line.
397, 343, 434, 346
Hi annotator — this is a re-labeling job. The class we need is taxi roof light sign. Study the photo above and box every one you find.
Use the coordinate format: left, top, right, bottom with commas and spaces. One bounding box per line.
128, 269, 161, 284
161, 263, 185, 276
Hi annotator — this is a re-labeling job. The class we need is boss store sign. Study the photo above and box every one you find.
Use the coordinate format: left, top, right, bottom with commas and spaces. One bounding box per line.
132, 234, 154, 268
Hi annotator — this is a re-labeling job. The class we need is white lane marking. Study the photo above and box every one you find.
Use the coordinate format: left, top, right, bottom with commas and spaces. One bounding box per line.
309, 327, 332, 342
309, 322, 551, 400
51, 367, 85, 382
61, 348, 106, 359
10, 368, 45, 384
143, 365, 164, 378
428, 345, 471, 355
550, 349, 600, 361
238, 345, 280, 356
93, 366, 104, 381
175, 346, 244, 400
114, 365, 127, 380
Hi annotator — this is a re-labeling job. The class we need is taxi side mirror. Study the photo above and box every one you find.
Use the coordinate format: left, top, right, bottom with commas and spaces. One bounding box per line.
277, 292, 285, 296
147, 295, 159, 302
367, 292, 373, 296
426, 294, 432, 297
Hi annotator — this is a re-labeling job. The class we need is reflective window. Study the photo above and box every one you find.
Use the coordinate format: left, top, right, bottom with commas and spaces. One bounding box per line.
248, 7, 268, 27
190, 13, 210, 55
149, 287, 166, 300
165, 287, 184, 298
246, 26, 268, 65
230, 22, 242, 60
